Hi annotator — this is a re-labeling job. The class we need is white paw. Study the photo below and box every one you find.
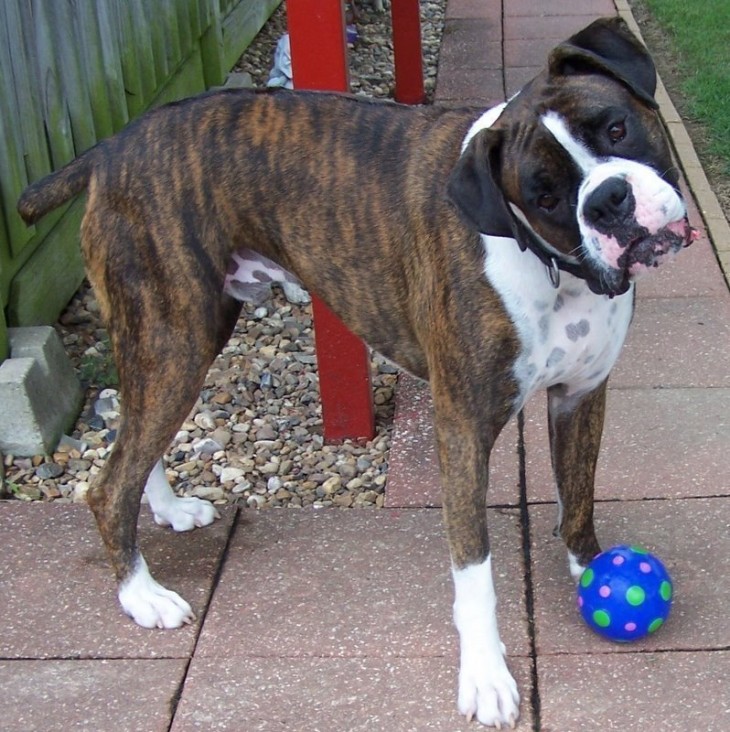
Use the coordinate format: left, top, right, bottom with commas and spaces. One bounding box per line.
568, 551, 587, 582
458, 651, 520, 728
144, 460, 220, 532
152, 495, 220, 532
452, 556, 520, 727
118, 555, 195, 629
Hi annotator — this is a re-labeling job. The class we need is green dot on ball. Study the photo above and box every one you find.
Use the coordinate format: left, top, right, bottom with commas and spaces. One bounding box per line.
626, 585, 646, 606
580, 568, 594, 588
648, 617, 664, 633
593, 609, 611, 628
630, 545, 649, 554
660, 581, 673, 601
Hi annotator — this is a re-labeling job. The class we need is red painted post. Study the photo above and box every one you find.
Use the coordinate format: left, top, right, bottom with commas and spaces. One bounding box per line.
287, 0, 375, 442
391, 0, 426, 104
287, 0, 350, 92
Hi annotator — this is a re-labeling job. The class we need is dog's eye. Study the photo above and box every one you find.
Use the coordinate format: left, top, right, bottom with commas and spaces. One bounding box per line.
537, 193, 559, 212
607, 120, 627, 143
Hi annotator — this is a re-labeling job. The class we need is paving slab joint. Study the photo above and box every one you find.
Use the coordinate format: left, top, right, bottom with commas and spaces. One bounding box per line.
0, 326, 83, 456
517, 411, 542, 730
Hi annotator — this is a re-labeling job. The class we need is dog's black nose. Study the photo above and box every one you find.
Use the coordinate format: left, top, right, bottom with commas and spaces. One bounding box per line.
583, 177, 633, 227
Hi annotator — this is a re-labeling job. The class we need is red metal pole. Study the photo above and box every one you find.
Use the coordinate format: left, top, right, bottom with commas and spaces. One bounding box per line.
287, 0, 375, 442
287, 0, 350, 92
391, 0, 426, 104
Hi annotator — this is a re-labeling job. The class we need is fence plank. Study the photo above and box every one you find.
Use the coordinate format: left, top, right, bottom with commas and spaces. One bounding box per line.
5, 1, 51, 185
46, 1, 98, 153
220, 0, 281, 72
127, 0, 157, 100
74, 4, 116, 140
113, 0, 145, 117
0, 8, 34, 258
30, 0, 75, 168
0, 186, 14, 302
146, 0, 171, 82
95, 0, 130, 132
199, 0, 225, 87
175, 0, 194, 58
188, 0, 202, 40
162, 0, 183, 75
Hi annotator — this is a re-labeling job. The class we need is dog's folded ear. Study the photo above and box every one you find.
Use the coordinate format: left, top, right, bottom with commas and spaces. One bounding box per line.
447, 128, 514, 238
549, 16, 658, 109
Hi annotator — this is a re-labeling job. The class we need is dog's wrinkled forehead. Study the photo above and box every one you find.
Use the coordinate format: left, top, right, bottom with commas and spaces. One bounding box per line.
512, 74, 670, 170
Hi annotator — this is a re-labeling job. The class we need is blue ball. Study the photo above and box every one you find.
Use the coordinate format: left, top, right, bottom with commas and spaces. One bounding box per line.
576, 545, 673, 642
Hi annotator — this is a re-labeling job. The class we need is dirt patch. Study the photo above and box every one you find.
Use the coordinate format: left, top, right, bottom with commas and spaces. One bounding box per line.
630, 0, 730, 223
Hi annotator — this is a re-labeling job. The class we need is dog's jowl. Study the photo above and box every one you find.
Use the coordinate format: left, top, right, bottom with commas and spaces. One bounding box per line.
18, 17, 695, 728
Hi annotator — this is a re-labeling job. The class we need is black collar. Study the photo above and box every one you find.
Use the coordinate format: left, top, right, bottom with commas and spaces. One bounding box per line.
509, 215, 625, 297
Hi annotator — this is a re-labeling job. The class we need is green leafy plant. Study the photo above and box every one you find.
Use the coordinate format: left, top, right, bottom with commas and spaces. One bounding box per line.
78, 334, 119, 388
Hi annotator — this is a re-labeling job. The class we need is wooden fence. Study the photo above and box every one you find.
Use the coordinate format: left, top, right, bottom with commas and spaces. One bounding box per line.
0, 0, 281, 360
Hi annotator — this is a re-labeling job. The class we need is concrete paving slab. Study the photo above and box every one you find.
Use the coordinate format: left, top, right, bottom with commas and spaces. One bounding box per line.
505, 0, 615, 15
0, 502, 235, 659
195, 507, 531, 659
505, 67, 542, 97
434, 66, 504, 107
504, 14, 606, 40
504, 39, 560, 69
0, 659, 186, 732
446, 0, 502, 21
634, 234, 728, 299
385, 374, 521, 508
440, 20, 503, 69
612, 297, 730, 388
171, 656, 535, 732
538, 651, 730, 731
529, 498, 730, 655
523, 387, 730, 503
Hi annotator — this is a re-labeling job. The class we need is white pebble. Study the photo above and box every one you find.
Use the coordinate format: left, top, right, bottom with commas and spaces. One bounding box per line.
72, 481, 90, 503
247, 494, 266, 508
194, 411, 217, 430
219, 467, 245, 483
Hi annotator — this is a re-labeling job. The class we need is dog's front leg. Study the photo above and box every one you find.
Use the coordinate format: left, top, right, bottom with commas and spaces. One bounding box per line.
434, 396, 520, 728
547, 380, 607, 580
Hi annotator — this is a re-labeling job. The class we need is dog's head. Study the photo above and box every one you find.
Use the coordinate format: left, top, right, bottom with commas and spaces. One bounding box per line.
448, 16, 698, 296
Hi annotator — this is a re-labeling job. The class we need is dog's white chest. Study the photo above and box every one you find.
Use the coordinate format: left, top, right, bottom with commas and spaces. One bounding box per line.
483, 235, 634, 404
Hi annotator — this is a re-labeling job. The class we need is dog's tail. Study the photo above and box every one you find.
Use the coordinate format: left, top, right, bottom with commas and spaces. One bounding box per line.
17, 146, 98, 225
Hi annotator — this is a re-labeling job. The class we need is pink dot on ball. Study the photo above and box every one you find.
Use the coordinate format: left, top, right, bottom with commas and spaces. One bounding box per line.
577, 596, 584, 608
624, 622, 637, 632
640, 562, 651, 573
613, 555, 625, 566
599, 585, 611, 598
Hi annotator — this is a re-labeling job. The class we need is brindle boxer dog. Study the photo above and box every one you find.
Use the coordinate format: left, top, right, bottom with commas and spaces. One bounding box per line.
18, 17, 696, 728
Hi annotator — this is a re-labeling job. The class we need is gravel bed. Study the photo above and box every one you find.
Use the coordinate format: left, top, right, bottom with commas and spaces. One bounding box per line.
2, 1, 445, 509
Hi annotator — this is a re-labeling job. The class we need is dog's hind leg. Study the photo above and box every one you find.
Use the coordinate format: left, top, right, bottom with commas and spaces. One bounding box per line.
83, 212, 242, 626
144, 459, 220, 531
547, 380, 606, 581
142, 294, 242, 536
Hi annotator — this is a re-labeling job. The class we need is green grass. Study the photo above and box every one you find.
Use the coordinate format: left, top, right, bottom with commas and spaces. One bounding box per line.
643, 0, 730, 173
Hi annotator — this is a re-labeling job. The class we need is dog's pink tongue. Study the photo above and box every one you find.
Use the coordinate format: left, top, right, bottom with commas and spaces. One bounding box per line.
667, 218, 700, 247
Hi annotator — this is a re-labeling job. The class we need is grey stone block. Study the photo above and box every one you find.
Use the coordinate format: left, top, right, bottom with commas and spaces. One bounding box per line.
0, 327, 83, 456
